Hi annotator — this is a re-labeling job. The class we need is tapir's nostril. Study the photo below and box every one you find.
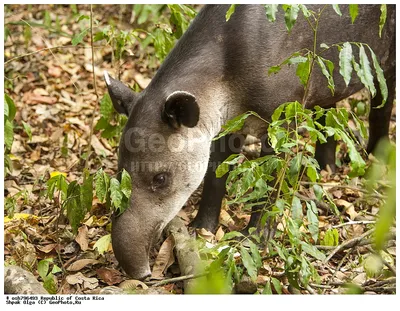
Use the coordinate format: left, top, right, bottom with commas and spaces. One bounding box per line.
138, 271, 151, 281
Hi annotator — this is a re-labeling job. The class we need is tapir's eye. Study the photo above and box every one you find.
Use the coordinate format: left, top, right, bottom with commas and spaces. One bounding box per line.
151, 173, 169, 190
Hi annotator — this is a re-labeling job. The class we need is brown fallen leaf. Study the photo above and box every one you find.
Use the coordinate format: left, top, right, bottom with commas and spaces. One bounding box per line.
331, 189, 343, 199
219, 209, 235, 228
334, 199, 359, 220
96, 267, 124, 286
36, 243, 57, 254
48, 66, 62, 77
197, 228, 215, 242
91, 135, 112, 156
75, 225, 89, 251
30, 147, 41, 162
119, 280, 148, 290
66, 272, 99, 290
66, 259, 100, 272
151, 235, 175, 279
23, 91, 57, 105
215, 226, 225, 241
177, 210, 190, 225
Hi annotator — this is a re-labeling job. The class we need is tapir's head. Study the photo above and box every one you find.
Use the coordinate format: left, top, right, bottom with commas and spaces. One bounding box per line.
104, 72, 212, 280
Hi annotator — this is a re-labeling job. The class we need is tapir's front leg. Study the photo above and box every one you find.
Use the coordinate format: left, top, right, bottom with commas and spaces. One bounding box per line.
190, 134, 243, 232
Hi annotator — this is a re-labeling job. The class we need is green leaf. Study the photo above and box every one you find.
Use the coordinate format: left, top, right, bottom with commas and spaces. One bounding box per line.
283, 4, 300, 32
299, 5, 311, 18
95, 169, 109, 202
43, 275, 57, 294
4, 119, 14, 150
46, 173, 68, 201
332, 4, 342, 16
94, 234, 111, 254
339, 128, 366, 176
23, 25, 32, 47
271, 103, 286, 122
37, 259, 50, 279
271, 277, 282, 294
264, 4, 279, 22
322, 228, 339, 246
349, 4, 358, 24
120, 169, 132, 199
51, 264, 62, 274
306, 201, 319, 242
240, 246, 257, 281
77, 14, 90, 22
358, 44, 376, 97
291, 196, 303, 221
81, 169, 93, 212
209, 247, 231, 274
43, 11, 51, 27
313, 184, 323, 201
300, 241, 326, 261
110, 178, 123, 210
316, 56, 335, 95
368, 46, 388, 106
93, 31, 106, 42
21, 121, 32, 141
225, 4, 237, 21
71, 28, 88, 46
216, 154, 243, 178
153, 28, 175, 62
65, 181, 85, 234
249, 240, 262, 269
339, 42, 353, 86
220, 231, 244, 241
5, 94, 16, 121
364, 254, 383, 278
288, 56, 308, 65
379, 5, 387, 38
320, 43, 329, 49
306, 165, 318, 183
214, 112, 252, 140
262, 282, 272, 294
268, 65, 281, 75
99, 93, 114, 121
372, 140, 396, 250
296, 57, 310, 87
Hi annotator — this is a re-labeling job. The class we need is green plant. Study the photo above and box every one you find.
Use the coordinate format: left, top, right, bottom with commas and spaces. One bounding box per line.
37, 258, 62, 294
94, 94, 128, 146
193, 4, 392, 293
4, 94, 16, 175
45, 167, 131, 234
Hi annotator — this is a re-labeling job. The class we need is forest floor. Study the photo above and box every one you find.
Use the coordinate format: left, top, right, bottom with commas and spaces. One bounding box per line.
4, 4, 396, 295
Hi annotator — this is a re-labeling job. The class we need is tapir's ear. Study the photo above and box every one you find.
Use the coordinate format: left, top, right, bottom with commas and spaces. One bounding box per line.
104, 71, 138, 116
162, 91, 199, 129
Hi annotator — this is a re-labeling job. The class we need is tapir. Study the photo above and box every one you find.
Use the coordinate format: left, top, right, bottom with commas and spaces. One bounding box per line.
104, 4, 395, 279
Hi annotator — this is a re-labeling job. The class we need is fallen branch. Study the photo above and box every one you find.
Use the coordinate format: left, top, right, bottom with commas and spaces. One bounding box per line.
332, 220, 376, 228
163, 216, 204, 292
324, 229, 374, 263
146, 272, 208, 287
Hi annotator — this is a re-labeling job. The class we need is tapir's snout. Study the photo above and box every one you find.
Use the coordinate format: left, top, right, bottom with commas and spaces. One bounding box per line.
111, 206, 158, 280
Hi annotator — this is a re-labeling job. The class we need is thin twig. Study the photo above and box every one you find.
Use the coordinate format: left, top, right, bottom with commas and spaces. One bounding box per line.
145, 272, 208, 287
300, 181, 386, 199
305, 284, 316, 294
4, 44, 101, 65
324, 229, 374, 263
332, 220, 376, 228
85, 4, 100, 170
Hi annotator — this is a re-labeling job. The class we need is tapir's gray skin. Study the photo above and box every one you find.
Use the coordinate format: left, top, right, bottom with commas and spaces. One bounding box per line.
105, 5, 395, 279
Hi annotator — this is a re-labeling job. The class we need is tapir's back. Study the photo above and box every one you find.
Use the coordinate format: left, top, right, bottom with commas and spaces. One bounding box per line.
153, 4, 395, 119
